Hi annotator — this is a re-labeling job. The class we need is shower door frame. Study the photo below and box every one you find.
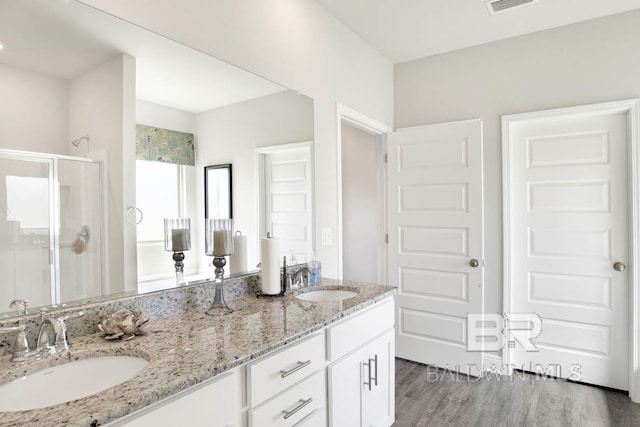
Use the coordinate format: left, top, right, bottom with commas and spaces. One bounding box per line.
0, 149, 104, 306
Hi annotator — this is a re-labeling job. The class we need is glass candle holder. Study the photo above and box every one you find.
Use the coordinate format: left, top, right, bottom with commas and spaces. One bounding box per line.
164, 218, 191, 285
205, 218, 234, 315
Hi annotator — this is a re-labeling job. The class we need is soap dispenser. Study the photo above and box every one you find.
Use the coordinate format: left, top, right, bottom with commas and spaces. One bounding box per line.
307, 252, 321, 285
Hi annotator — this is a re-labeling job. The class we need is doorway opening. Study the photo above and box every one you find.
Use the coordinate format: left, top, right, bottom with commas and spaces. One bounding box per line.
336, 105, 389, 283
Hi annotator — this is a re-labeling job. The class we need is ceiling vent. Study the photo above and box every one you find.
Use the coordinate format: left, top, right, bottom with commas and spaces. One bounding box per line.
486, 0, 538, 14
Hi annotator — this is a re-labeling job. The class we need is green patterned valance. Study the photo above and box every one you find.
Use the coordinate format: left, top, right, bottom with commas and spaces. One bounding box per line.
135, 124, 195, 166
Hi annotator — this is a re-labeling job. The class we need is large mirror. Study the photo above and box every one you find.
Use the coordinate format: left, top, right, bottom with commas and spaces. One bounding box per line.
0, 0, 314, 317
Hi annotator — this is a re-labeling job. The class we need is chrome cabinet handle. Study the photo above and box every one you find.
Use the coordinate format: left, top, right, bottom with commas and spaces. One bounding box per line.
282, 398, 313, 420
371, 354, 378, 387
363, 359, 372, 391
614, 262, 626, 272
469, 259, 479, 268
280, 360, 311, 378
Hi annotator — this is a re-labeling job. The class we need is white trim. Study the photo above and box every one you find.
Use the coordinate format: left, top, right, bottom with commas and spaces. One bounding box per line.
396, 117, 482, 132
336, 104, 390, 281
375, 135, 388, 284
255, 141, 312, 154
502, 98, 640, 401
0, 148, 98, 163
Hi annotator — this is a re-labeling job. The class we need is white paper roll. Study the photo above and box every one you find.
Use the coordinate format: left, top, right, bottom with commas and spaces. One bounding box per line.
229, 233, 248, 274
261, 236, 281, 295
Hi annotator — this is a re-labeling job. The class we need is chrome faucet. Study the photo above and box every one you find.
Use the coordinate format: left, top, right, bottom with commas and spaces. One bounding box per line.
0, 324, 34, 362
0, 299, 35, 361
0, 301, 85, 361
292, 266, 310, 288
36, 310, 85, 355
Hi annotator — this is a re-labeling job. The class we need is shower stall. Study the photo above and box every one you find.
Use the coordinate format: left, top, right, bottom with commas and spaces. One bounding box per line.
0, 150, 104, 310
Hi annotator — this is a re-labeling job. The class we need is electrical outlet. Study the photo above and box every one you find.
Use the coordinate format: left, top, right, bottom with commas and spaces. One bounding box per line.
321, 227, 333, 246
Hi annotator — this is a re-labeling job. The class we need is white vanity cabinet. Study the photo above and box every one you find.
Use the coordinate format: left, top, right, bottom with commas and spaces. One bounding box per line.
104, 296, 394, 427
327, 300, 395, 427
108, 368, 242, 427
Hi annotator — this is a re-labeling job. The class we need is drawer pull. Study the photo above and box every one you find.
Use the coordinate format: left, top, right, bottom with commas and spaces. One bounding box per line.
282, 397, 313, 419
280, 360, 311, 378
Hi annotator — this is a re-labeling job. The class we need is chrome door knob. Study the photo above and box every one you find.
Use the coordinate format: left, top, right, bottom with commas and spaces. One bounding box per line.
469, 259, 479, 268
613, 262, 626, 272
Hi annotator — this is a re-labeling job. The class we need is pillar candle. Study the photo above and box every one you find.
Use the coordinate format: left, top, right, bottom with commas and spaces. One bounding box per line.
229, 232, 248, 274
213, 229, 231, 256
171, 228, 189, 251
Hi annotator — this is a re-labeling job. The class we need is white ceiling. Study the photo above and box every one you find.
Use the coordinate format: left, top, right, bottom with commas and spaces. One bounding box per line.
0, 0, 285, 113
314, 0, 640, 64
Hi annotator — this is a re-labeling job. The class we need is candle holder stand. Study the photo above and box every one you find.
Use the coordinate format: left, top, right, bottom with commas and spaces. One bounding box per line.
172, 251, 185, 285
206, 256, 234, 316
205, 218, 234, 316
164, 218, 191, 286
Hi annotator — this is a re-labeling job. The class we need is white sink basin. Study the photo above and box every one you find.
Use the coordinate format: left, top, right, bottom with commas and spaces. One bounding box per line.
0, 355, 149, 412
295, 289, 358, 302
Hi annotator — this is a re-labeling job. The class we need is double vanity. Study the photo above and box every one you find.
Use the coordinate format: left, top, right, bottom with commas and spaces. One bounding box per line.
0, 276, 395, 426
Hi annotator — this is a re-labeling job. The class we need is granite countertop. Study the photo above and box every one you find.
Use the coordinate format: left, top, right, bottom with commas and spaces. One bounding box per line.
0, 279, 395, 427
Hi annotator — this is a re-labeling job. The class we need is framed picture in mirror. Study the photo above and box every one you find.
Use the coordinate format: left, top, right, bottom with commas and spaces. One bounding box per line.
205, 164, 233, 219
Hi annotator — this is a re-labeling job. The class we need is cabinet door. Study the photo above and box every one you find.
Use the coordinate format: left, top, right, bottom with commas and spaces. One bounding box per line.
328, 347, 365, 427
362, 329, 395, 427
112, 370, 241, 427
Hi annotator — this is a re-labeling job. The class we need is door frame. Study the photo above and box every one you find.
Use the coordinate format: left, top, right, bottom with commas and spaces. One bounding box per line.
256, 141, 314, 260
502, 99, 640, 401
336, 104, 390, 282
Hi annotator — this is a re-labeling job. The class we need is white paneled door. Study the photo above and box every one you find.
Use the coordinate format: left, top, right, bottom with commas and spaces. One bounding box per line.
389, 120, 484, 371
505, 110, 629, 390
261, 144, 313, 263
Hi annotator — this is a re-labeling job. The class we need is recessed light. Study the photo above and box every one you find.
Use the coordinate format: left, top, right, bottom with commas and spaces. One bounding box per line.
0, 42, 4, 50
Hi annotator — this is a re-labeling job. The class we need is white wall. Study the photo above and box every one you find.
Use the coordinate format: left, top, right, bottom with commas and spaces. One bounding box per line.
341, 123, 378, 284
81, 0, 394, 278
195, 90, 314, 271
137, 100, 196, 133
394, 10, 640, 315
135, 100, 198, 282
0, 64, 70, 155
70, 54, 137, 293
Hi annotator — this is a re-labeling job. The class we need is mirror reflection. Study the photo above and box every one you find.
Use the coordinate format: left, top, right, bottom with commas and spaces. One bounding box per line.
0, 0, 314, 317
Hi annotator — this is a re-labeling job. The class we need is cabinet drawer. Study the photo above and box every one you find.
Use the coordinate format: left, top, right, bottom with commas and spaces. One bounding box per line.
247, 333, 324, 406
296, 407, 327, 427
249, 370, 325, 427
326, 299, 394, 361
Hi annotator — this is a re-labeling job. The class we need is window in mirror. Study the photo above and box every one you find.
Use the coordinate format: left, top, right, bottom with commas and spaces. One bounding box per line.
136, 160, 190, 283
136, 160, 182, 242
205, 164, 232, 220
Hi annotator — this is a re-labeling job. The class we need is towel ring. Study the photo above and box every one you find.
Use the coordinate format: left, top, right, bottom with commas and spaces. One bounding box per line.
126, 207, 143, 225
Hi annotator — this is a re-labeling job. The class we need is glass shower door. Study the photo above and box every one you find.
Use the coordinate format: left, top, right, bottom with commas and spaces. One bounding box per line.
0, 156, 54, 308
58, 158, 103, 302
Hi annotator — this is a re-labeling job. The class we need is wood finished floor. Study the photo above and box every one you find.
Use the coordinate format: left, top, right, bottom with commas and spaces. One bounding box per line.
394, 358, 640, 427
